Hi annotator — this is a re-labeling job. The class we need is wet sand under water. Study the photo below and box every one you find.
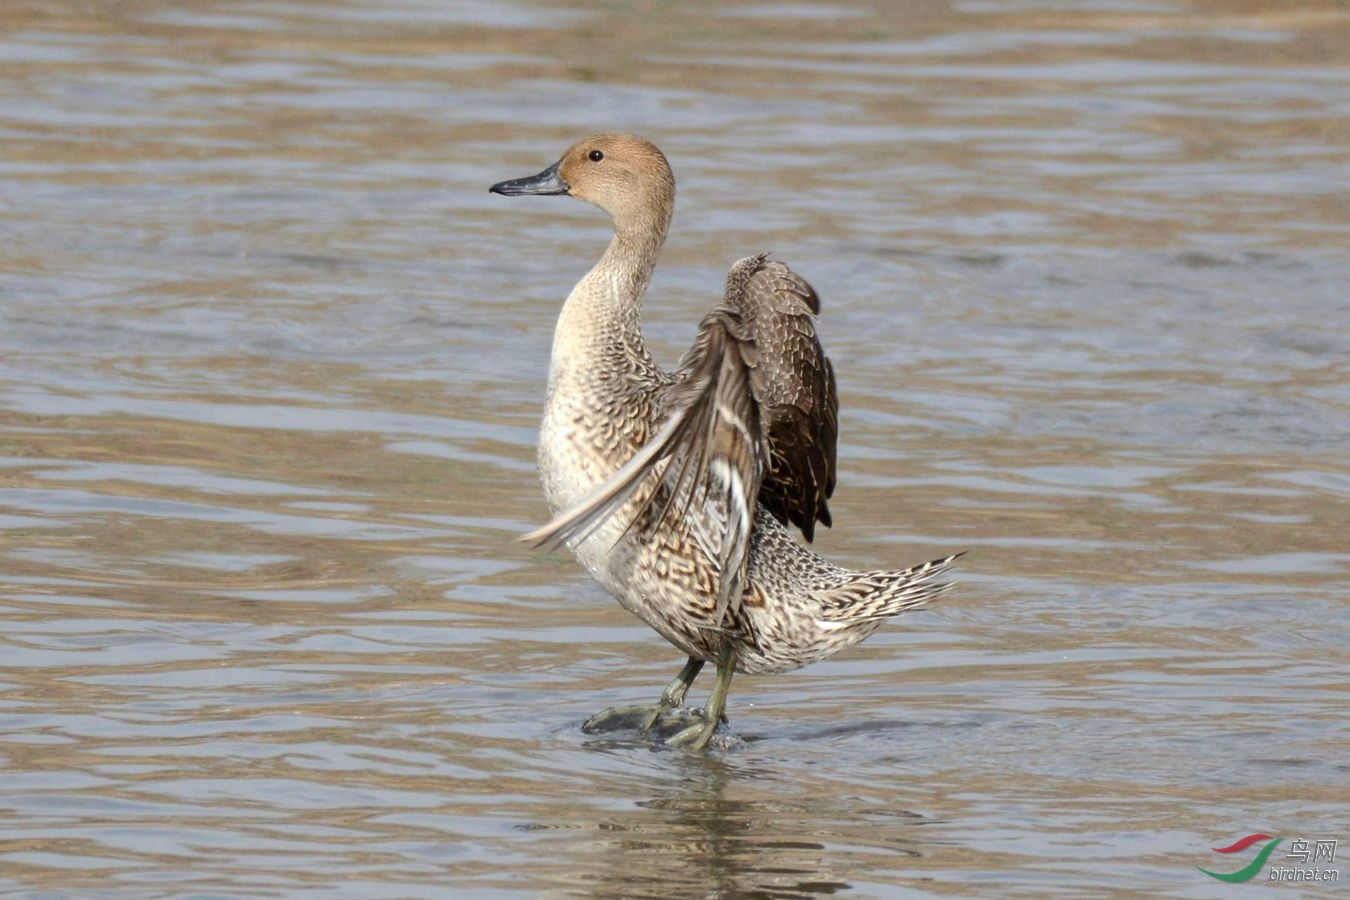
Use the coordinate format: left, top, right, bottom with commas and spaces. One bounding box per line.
1, 0, 1348, 896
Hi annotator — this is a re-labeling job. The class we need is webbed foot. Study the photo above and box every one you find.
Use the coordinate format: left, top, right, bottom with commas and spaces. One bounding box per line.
582, 656, 706, 735
581, 703, 675, 734
662, 710, 729, 750
582, 703, 736, 749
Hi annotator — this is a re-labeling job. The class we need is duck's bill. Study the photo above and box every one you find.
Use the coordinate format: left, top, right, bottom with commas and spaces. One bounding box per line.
489, 160, 568, 196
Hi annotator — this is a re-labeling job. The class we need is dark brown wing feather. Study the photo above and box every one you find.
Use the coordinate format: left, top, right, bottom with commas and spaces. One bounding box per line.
727, 255, 837, 541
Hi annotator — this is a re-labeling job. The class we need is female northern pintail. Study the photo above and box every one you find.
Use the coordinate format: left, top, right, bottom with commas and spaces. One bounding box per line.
491, 134, 958, 750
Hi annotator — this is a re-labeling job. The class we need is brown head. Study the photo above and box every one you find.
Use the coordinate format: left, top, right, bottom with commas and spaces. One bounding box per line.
490, 133, 675, 239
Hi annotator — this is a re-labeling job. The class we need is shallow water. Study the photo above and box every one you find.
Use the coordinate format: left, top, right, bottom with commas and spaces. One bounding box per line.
2, 0, 1348, 896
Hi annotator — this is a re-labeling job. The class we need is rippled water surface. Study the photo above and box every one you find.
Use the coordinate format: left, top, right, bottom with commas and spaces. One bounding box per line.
3, 0, 1348, 896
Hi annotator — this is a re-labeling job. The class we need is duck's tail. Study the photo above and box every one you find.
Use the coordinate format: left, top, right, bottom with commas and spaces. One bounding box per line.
817, 552, 963, 625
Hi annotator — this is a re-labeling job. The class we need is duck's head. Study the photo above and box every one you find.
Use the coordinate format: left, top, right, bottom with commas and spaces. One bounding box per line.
490, 133, 675, 231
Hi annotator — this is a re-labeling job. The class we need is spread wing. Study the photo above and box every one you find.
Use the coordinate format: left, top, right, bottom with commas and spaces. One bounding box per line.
736, 256, 838, 541
521, 254, 838, 627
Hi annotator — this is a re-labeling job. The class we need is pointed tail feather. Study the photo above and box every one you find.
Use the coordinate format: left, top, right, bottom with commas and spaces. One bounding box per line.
818, 552, 964, 624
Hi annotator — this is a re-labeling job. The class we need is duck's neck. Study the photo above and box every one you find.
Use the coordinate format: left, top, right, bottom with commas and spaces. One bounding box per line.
551, 219, 668, 384
538, 207, 672, 512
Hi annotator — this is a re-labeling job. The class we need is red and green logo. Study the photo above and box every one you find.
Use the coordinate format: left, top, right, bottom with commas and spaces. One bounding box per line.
1198, 834, 1283, 883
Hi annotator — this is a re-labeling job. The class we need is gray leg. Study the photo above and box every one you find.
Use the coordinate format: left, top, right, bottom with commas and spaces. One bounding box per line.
666, 645, 734, 751
652, 656, 704, 718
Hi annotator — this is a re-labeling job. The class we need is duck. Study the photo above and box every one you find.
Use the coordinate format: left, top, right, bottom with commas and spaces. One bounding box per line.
490, 133, 958, 750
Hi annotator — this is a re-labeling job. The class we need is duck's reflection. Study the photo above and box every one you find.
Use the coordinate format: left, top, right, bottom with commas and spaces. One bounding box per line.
562, 746, 925, 898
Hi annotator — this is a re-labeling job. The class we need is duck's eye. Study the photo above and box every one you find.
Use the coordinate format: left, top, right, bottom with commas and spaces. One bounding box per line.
588, 149, 604, 162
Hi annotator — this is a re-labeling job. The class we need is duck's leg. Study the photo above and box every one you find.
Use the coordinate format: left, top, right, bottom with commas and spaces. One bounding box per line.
581, 656, 705, 734
666, 645, 735, 751
654, 656, 705, 716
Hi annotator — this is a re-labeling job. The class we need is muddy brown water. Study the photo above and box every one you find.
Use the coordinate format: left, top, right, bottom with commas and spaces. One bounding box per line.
2, 1, 1348, 896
